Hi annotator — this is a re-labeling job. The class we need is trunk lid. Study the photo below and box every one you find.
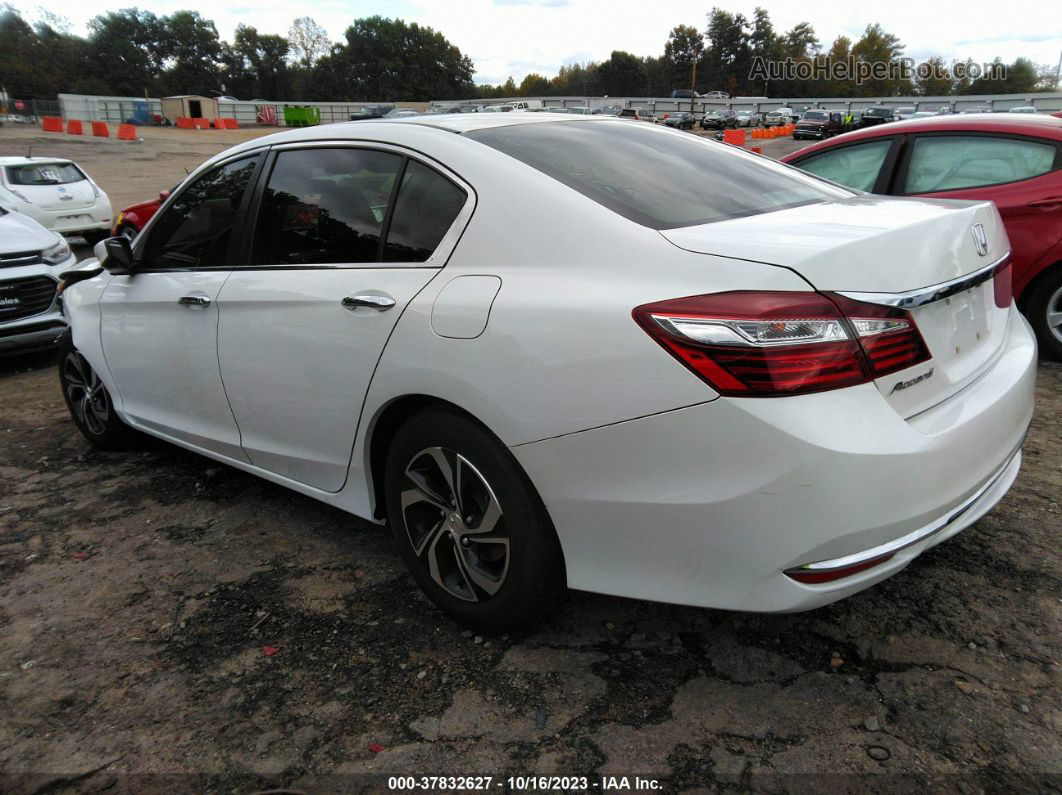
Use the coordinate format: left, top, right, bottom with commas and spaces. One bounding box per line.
660, 196, 1012, 417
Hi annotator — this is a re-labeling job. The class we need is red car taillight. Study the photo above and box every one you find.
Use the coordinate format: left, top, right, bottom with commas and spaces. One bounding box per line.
633, 291, 930, 397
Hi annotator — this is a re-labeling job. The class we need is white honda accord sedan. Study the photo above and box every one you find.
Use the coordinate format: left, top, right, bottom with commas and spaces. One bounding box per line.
58, 114, 1036, 630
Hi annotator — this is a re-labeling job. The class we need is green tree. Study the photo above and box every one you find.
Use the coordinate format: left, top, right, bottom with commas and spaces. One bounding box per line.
914, 55, 953, 96
663, 24, 703, 94
704, 8, 750, 95
161, 11, 223, 95
746, 6, 776, 94
852, 23, 908, 96
87, 9, 169, 96
596, 51, 646, 96
518, 72, 550, 96
315, 16, 474, 101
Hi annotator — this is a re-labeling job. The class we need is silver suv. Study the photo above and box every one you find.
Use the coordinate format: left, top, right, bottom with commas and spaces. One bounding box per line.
0, 205, 74, 355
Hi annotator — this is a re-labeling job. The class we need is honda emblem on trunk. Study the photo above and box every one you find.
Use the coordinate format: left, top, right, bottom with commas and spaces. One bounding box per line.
971, 224, 989, 256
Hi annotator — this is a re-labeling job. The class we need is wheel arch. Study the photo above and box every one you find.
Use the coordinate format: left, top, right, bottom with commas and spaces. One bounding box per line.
1016, 258, 1062, 309
364, 393, 553, 528
367, 394, 497, 520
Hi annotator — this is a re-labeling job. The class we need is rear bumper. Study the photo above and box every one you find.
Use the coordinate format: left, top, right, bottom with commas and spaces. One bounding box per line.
20, 206, 111, 235
512, 308, 1037, 612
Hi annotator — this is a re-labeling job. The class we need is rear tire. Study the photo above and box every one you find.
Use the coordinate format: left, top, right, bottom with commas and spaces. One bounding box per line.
58, 336, 139, 450
384, 408, 567, 633
1025, 267, 1062, 360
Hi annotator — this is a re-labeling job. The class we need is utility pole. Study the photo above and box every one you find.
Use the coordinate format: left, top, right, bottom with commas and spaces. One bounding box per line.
690, 58, 697, 113
1055, 49, 1061, 90
690, 41, 703, 113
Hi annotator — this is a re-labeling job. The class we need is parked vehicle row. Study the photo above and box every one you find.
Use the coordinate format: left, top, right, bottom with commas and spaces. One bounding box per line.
56, 114, 1035, 632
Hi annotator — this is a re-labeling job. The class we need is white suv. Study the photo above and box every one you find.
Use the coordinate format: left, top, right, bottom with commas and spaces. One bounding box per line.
0, 205, 74, 354
0, 157, 112, 242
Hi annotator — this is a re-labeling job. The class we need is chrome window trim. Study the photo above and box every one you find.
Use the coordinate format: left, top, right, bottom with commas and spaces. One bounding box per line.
790, 433, 1026, 574
836, 253, 1009, 309
261, 139, 477, 270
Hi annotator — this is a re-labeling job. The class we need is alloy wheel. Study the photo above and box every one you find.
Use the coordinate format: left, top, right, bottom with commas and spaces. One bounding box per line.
63, 351, 110, 435
1047, 283, 1062, 345
400, 447, 509, 602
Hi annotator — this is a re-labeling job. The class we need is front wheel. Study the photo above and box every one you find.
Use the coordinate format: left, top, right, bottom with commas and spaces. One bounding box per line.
384, 408, 567, 632
1025, 267, 1062, 360
58, 336, 139, 449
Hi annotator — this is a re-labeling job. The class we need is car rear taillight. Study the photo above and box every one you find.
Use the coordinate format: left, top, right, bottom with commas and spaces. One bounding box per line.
993, 258, 1012, 308
633, 291, 930, 397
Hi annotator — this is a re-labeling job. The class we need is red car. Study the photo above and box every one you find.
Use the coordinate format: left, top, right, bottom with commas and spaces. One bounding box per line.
781, 114, 1062, 359
111, 188, 172, 241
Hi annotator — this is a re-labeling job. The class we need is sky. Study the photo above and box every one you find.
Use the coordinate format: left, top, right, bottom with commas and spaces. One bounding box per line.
11, 0, 1062, 86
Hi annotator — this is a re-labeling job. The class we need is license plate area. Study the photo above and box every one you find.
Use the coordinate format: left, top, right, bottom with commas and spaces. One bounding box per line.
876, 279, 1007, 417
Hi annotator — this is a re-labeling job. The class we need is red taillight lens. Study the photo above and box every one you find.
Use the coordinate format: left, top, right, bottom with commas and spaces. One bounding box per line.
633, 291, 930, 397
993, 258, 1012, 308
826, 294, 931, 377
784, 552, 895, 583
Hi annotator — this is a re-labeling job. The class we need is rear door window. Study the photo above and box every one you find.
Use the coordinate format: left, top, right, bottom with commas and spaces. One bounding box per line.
252, 148, 403, 265
794, 139, 894, 192
902, 135, 1058, 193
383, 161, 468, 262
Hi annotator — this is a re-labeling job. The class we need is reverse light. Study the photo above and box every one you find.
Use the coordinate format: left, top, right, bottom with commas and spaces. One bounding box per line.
633, 291, 930, 397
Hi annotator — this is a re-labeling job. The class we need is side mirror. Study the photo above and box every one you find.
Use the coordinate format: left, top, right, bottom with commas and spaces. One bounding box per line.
100, 236, 134, 275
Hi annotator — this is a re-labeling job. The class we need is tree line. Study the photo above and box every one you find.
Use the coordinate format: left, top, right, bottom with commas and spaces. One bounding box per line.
0, 8, 474, 101
485, 9, 1055, 99
0, 3, 1055, 103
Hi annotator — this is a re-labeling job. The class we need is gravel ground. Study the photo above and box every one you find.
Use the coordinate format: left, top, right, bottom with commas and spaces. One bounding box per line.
0, 123, 1059, 793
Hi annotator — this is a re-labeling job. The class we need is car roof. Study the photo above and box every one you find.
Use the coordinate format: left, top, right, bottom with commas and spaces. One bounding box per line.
0, 156, 75, 166
781, 113, 1062, 162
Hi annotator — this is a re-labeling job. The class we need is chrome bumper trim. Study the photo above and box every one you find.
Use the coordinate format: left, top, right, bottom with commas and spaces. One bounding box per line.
792, 435, 1025, 574
836, 253, 1009, 310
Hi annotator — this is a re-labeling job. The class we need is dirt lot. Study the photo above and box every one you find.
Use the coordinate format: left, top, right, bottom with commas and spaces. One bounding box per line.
0, 123, 1059, 792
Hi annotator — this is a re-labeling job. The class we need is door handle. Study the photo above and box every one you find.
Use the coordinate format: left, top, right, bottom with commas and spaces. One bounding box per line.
178, 294, 211, 307
1026, 196, 1062, 209
342, 294, 396, 311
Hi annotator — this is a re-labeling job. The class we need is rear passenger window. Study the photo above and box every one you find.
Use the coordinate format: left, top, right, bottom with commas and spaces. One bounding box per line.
904, 136, 1057, 193
253, 148, 403, 265
383, 161, 467, 262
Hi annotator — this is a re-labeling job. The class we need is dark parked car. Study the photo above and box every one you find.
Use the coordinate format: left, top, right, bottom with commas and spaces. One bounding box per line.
782, 113, 1062, 358
669, 89, 700, 99
349, 104, 394, 121
793, 109, 845, 140
857, 107, 895, 128
663, 111, 697, 130
701, 110, 738, 130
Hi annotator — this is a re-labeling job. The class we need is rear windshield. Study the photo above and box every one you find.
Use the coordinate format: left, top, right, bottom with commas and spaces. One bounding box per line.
802, 111, 828, 120
864, 108, 890, 117
5, 162, 86, 185
467, 121, 849, 229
